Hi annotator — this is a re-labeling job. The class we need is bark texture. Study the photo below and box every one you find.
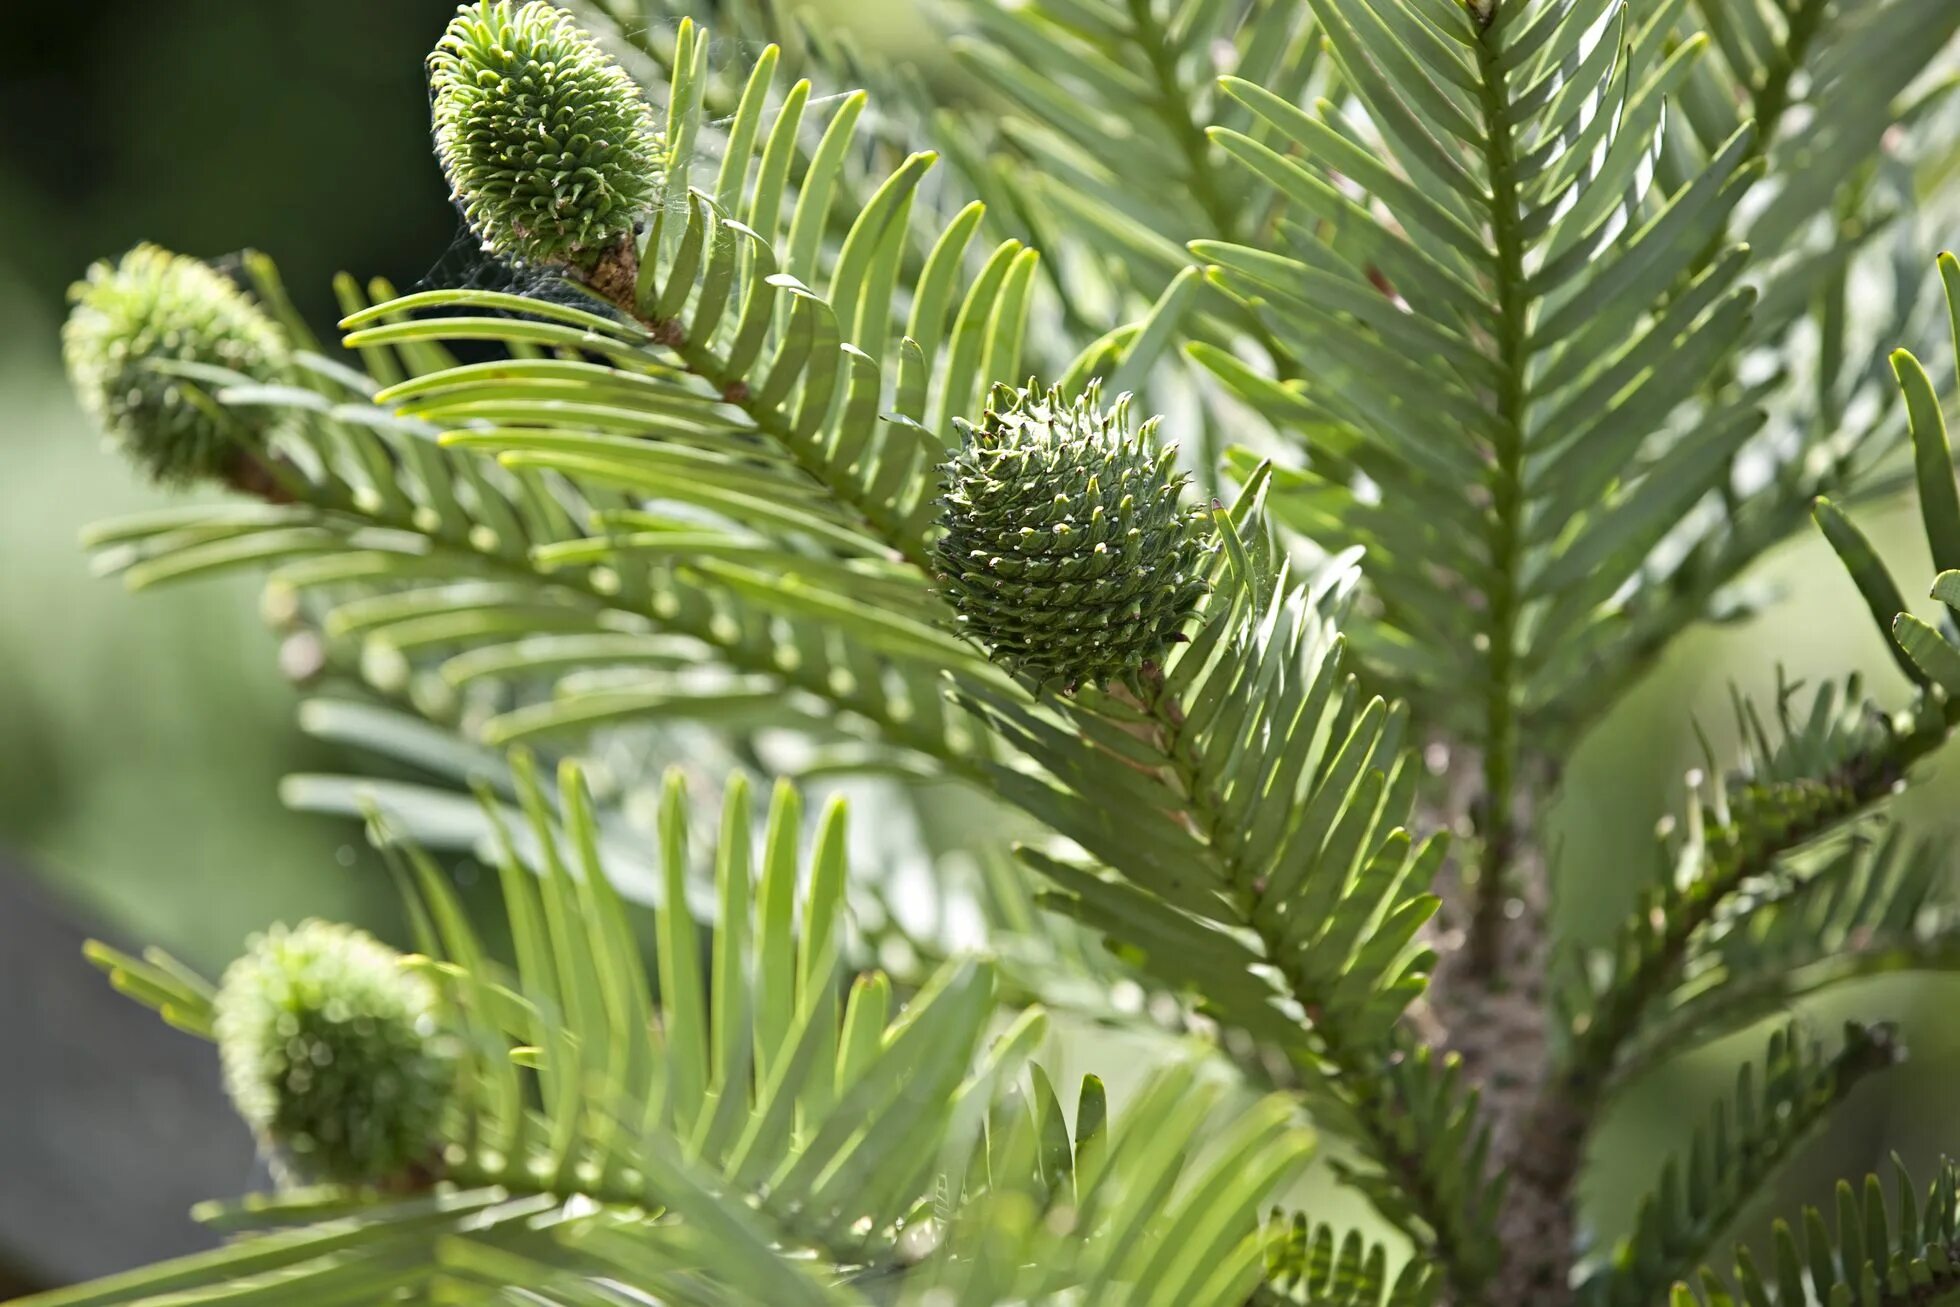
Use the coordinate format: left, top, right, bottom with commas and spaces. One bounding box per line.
1420, 754, 1580, 1306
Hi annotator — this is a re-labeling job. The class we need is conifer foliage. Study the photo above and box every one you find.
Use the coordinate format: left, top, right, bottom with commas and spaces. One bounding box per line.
24, 0, 1960, 1304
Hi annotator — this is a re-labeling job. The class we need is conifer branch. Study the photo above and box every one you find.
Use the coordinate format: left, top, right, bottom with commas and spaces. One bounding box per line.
37, 3, 1960, 1304
1128, 669, 1498, 1299
1465, 16, 1531, 982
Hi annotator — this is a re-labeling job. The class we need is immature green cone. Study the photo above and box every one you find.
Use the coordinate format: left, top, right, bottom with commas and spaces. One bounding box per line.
936, 383, 1215, 691
62, 244, 287, 486
214, 920, 453, 1186
430, 1, 661, 269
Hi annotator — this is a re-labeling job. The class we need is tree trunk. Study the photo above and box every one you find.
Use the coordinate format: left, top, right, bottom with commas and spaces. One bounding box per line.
1422, 755, 1580, 1305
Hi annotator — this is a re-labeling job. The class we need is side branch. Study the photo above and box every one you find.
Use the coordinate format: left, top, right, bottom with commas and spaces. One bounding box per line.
1131, 669, 1498, 1302
1509, 701, 1956, 1293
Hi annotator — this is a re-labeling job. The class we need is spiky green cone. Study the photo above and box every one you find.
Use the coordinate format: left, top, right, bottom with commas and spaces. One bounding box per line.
62, 244, 287, 487
936, 383, 1215, 692
215, 920, 454, 1187
430, 1, 662, 269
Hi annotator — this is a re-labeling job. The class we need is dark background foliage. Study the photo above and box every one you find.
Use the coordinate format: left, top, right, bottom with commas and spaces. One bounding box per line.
0, 1, 1954, 1296
0, 3, 459, 330
0, 3, 454, 1292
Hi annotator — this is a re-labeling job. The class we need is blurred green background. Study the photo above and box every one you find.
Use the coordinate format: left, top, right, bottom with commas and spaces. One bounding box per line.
0, 6, 458, 1291
1, 0, 1956, 1295
0, 2, 464, 961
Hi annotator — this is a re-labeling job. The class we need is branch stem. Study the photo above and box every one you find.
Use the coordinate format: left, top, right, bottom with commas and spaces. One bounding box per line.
1468, 20, 1529, 983
1130, 668, 1494, 1301
585, 241, 938, 574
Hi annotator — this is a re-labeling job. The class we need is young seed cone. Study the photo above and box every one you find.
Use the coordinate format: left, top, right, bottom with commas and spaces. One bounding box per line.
430, 1, 662, 269
214, 920, 453, 1186
62, 244, 287, 487
936, 382, 1215, 692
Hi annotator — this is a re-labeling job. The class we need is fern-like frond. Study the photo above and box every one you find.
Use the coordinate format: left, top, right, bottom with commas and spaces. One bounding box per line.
1546, 252, 1960, 1113
1202, 0, 1732, 684
1620, 829, 1959, 1081
1531, 0, 1960, 739
1255, 1208, 1439, 1306
1553, 679, 1912, 1094
1188, 0, 1780, 963
945, 0, 1316, 287
1677, 1158, 1960, 1306
59, 762, 993, 1303
1190, 0, 1960, 964
62, 752, 1314, 1305
1585, 1021, 1903, 1307
85, 256, 1001, 778
958, 497, 1498, 1293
